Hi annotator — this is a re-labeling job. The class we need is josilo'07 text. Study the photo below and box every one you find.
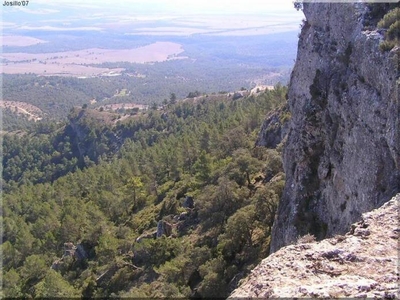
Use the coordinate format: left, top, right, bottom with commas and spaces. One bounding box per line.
3, 1, 29, 6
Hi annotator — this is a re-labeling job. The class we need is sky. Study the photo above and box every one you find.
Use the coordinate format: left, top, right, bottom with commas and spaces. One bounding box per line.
2, 0, 303, 36
4, 0, 299, 15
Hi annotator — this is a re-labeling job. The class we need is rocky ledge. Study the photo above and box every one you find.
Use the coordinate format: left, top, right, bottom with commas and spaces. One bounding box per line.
229, 194, 399, 299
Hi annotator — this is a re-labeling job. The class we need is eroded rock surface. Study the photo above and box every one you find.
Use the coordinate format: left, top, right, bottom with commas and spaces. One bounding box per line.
229, 194, 399, 299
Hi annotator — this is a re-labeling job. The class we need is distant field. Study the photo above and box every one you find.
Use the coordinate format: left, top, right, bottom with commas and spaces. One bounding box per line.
2, 35, 48, 47
1, 41, 186, 76
2, 28, 298, 122
1, 63, 125, 77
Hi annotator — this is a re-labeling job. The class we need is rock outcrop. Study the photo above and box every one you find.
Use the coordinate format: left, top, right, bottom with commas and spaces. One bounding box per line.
51, 242, 89, 270
269, 2, 399, 252
229, 194, 399, 299
156, 220, 173, 238
67, 107, 122, 164
256, 104, 290, 149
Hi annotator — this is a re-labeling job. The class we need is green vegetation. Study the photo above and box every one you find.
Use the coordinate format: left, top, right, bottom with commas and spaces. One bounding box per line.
2, 129, 79, 189
363, 3, 398, 29
377, 7, 399, 29
2, 86, 288, 298
1, 109, 37, 132
2, 62, 289, 125
378, 8, 400, 52
363, 4, 399, 52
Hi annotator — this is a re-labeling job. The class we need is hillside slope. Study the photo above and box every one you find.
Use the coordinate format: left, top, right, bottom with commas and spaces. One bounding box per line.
269, 2, 399, 252
229, 193, 399, 299
2, 88, 289, 299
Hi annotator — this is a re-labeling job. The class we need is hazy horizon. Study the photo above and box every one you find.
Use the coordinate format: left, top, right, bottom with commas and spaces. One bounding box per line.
2, 0, 304, 36
1, 0, 302, 90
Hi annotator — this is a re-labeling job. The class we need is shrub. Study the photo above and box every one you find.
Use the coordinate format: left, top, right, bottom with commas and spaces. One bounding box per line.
297, 233, 316, 244
280, 111, 291, 123
387, 20, 400, 41
380, 40, 397, 52
377, 8, 400, 29
378, 8, 400, 52
294, 0, 303, 11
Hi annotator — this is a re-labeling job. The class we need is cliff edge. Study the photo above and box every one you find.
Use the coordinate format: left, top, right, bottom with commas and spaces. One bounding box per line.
270, 2, 399, 252
229, 194, 399, 299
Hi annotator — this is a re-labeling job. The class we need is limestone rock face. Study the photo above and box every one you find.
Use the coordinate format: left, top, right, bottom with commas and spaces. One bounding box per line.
229, 194, 399, 299
256, 104, 290, 149
269, 3, 399, 252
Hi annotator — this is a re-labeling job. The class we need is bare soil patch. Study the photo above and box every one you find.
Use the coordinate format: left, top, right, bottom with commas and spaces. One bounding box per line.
99, 103, 149, 111
250, 85, 274, 95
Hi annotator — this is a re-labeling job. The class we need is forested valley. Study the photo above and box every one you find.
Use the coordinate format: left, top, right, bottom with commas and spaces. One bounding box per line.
2, 32, 295, 128
2, 85, 289, 298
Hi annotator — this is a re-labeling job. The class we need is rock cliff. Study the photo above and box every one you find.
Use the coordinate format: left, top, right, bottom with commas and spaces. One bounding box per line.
229, 194, 399, 299
269, 2, 399, 252
67, 108, 122, 164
